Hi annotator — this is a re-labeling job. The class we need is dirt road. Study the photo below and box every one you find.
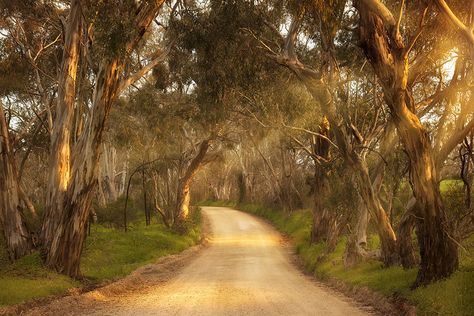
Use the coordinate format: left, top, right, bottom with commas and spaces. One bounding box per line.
23, 207, 371, 316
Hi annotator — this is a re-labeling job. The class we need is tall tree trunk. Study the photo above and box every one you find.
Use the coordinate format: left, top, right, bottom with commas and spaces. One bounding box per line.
355, 0, 458, 285
41, 1, 165, 277
351, 156, 398, 265
0, 104, 33, 260
237, 146, 248, 203
41, 0, 82, 260
310, 120, 332, 243
292, 66, 398, 265
344, 192, 370, 267
398, 198, 417, 269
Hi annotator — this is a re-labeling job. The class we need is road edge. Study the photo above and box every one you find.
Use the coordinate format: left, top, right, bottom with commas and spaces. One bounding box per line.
228, 205, 417, 316
0, 213, 211, 316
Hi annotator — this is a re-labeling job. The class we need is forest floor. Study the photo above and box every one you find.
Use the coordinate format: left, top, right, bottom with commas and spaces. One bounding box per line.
5, 207, 372, 316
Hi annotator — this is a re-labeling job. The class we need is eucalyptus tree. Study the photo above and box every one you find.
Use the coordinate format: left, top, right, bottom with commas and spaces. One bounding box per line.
164, 0, 285, 218
0, 1, 59, 260
353, 0, 474, 286
110, 82, 224, 228
39, 0, 170, 277
249, 0, 400, 266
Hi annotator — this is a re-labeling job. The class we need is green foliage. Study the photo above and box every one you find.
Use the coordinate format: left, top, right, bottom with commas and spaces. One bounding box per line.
85, 0, 138, 60
409, 267, 474, 316
441, 180, 468, 218
168, 0, 280, 124
322, 164, 358, 215
236, 202, 474, 316
287, 0, 346, 38
95, 196, 143, 228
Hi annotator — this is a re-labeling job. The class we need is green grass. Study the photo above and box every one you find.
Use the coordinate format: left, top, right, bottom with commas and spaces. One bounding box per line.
231, 202, 474, 316
0, 254, 79, 307
81, 222, 201, 281
0, 213, 202, 307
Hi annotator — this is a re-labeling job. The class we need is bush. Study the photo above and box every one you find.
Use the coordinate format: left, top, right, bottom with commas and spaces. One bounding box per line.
94, 196, 144, 228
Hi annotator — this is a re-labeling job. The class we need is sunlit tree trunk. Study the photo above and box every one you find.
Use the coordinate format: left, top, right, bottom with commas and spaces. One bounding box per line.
41, 0, 83, 262
43, 59, 122, 276
355, 0, 458, 285
176, 139, 211, 223
0, 104, 32, 260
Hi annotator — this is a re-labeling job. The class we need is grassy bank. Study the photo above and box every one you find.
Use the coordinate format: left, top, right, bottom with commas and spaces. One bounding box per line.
204, 200, 474, 316
0, 212, 201, 307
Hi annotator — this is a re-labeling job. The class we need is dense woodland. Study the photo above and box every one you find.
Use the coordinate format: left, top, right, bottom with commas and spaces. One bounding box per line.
1, 0, 474, 296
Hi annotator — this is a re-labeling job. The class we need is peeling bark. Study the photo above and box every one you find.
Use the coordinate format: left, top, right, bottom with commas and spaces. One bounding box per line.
41, 0, 83, 260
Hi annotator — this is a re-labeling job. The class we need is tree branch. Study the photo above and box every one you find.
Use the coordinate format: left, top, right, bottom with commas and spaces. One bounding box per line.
117, 46, 171, 94
435, 0, 474, 49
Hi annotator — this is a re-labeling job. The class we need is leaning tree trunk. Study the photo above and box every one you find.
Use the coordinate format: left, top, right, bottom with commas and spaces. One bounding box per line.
41, 1, 165, 277
356, 0, 458, 286
0, 103, 32, 260
350, 156, 398, 265
269, 16, 398, 266
302, 76, 398, 265
176, 139, 211, 224
294, 67, 398, 265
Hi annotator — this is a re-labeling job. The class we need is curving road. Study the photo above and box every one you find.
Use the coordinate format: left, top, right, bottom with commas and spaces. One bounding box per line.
23, 207, 371, 316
